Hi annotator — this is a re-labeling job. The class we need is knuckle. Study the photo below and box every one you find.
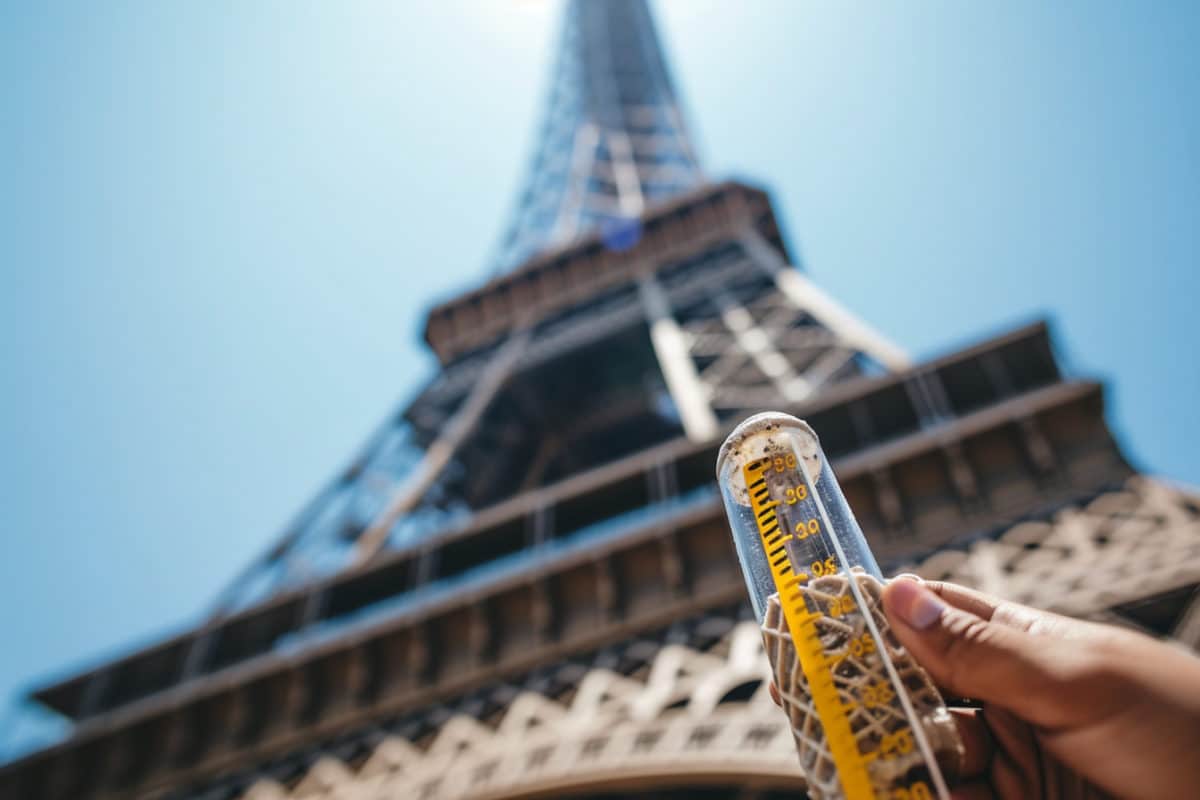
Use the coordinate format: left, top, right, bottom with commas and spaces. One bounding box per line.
922, 579, 947, 596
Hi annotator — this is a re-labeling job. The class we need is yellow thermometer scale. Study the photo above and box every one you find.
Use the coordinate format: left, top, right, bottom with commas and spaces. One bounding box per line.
717, 413, 962, 800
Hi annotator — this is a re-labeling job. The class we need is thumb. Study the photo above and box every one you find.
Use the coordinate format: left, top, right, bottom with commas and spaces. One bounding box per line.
881, 579, 1078, 727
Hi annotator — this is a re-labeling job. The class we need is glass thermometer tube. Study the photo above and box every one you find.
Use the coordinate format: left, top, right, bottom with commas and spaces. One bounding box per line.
716, 412, 962, 800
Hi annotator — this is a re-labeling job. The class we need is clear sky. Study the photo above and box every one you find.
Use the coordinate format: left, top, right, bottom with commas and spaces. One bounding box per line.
2, 0, 1197, 758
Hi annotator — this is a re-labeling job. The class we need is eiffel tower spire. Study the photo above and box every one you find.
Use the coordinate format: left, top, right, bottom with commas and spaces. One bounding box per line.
492, 0, 704, 272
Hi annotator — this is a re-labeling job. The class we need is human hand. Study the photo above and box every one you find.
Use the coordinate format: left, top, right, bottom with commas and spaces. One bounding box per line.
880, 577, 1200, 799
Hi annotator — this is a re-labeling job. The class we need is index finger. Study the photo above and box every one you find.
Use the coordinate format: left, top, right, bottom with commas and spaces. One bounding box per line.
950, 707, 994, 780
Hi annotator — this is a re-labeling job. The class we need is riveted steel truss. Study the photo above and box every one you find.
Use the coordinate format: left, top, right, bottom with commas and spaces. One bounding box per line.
638, 229, 910, 440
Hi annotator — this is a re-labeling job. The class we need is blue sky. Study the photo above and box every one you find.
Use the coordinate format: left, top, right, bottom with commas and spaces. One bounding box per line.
1, 0, 1197, 757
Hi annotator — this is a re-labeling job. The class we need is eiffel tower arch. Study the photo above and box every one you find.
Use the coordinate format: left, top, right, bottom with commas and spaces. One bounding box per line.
3, 2, 1198, 799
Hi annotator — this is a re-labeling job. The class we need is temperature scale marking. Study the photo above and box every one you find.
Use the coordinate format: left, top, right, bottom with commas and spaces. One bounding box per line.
744, 457, 876, 799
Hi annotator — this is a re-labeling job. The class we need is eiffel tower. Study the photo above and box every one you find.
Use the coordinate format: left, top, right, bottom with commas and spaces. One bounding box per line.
5, 2, 1199, 799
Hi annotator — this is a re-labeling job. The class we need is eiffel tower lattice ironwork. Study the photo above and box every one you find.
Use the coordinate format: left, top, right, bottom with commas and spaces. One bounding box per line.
207, 0, 911, 614
3, 3, 1198, 800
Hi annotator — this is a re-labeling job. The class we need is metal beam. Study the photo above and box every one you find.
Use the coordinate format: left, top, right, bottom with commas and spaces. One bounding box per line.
740, 229, 912, 372
353, 328, 532, 564
638, 275, 720, 442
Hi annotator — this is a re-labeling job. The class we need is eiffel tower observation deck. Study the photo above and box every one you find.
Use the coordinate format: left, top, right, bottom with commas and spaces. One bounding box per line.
4, 3, 1199, 799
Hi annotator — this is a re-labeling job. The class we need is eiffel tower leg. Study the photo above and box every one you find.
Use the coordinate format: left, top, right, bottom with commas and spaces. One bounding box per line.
740, 229, 912, 372
639, 274, 720, 441
352, 328, 532, 564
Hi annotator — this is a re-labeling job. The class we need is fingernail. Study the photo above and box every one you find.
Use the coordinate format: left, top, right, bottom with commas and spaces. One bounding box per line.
890, 572, 923, 583
888, 578, 946, 630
